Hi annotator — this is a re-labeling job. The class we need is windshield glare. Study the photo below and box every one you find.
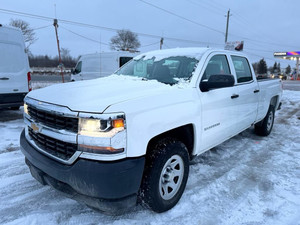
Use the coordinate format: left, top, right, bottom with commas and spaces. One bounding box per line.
116, 56, 198, 85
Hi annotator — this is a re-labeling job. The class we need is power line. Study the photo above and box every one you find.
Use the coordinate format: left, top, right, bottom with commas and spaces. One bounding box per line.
60, 26, 110, 45
1, 7, 297, 54
203, 1, 299, 49
62, 26, 159, 48
138, 0, 225, 35
202, 0, 227, 14
185, 0, 224, 17
32, 24, 52, 30
0, 7, 223, 47
140, 41, 160, 48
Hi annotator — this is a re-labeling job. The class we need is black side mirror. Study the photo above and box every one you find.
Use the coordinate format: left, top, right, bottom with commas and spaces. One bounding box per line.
200, 74, 235, 92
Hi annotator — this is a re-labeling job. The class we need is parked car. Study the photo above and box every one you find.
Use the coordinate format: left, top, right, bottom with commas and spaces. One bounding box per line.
271, 73, 287, 80
20, 48, 282, 214
0, 25, 31, 110
70, 52, 137, 81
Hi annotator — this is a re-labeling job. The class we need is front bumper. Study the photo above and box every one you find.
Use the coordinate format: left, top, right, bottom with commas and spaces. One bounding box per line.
20, 129, 145, 213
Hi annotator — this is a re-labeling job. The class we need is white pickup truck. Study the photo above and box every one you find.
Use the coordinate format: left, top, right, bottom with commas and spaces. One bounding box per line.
20, 48, 282, 214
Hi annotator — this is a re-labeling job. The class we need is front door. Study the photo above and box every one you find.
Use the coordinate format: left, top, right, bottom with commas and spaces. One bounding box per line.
199, 54, 240, 151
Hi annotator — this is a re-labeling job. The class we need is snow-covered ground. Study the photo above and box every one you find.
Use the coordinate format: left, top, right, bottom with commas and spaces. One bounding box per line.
0, 90, 299, 225
32, 81, 61, 90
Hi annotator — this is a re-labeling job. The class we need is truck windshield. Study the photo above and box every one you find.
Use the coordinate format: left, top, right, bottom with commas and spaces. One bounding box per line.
115, 56, 198, 85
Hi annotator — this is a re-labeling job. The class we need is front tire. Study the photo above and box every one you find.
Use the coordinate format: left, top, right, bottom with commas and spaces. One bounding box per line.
140, 138, 189, 213
255, 105, 275, 136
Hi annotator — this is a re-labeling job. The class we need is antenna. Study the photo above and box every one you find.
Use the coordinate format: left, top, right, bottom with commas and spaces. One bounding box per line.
54, 4, 57, 18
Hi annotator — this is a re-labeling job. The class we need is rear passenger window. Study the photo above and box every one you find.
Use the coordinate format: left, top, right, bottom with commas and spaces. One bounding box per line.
202, 55, 230, 80
231, 56, 253, 83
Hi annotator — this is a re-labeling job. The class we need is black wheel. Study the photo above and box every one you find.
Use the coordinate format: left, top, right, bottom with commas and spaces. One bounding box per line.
10, 106, 20, 110
255, 105, 275, 136
140, 138, 189, 213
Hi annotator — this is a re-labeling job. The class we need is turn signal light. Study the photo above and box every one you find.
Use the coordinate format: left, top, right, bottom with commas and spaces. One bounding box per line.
112, 119, 124, 128
79, 144, 124, 154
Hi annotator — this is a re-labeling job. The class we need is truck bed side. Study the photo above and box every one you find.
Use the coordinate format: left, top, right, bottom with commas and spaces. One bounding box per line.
256, 79, 282, 122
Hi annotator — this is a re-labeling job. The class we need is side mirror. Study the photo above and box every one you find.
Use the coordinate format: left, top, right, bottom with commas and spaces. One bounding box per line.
200, 74, 235, 92
71, 68, 75, 74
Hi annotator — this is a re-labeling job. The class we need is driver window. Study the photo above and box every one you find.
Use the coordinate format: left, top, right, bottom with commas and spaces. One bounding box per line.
202, 55, 230, 80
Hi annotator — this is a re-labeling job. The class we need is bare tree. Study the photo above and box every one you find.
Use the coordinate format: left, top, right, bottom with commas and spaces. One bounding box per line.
110, 29, 140, 51
61, 48, 71, 60
9, 19, 37, 53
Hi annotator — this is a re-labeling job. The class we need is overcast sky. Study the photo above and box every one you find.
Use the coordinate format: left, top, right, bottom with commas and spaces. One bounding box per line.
1, 0, 299, 68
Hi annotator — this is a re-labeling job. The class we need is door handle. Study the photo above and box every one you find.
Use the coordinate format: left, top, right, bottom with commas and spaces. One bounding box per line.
231, 94, 239, 99
254, 89, 260, 93
0, 77, 9, 80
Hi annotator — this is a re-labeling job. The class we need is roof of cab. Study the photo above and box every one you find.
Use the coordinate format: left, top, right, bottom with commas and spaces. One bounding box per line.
134, 47, 249, 61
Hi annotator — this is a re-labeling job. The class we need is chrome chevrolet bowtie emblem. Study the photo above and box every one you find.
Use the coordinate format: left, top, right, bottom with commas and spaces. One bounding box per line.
31, 123, 41, 133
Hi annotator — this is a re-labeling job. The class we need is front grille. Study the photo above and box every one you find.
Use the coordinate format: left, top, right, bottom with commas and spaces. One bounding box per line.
28, 105, 78, 133
28, 127, 78, 160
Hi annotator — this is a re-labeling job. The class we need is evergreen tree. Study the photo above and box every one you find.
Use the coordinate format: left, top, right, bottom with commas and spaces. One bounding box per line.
277, 63, 281, 73
257, 58, 267, 74
285, 65, 291, 74
252, 62, 258, 73
272, 62, 278, 73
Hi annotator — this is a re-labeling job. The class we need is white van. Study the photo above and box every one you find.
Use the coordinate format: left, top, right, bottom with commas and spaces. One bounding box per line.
0, 25, 31, 110
70, 51, 137, 81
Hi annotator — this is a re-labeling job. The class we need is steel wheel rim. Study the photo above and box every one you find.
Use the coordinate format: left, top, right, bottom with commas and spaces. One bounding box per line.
159, 155, 184, 200
267, 111, 274, 131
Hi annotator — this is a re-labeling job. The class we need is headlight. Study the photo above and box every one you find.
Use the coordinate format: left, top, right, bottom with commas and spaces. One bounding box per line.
78, 113, 126, 155
24, 103, 28, 115
78, 116, 125, 137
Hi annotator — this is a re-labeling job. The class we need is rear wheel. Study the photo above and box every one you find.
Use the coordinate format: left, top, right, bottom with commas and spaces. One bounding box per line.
140, 138, 189, 213
255, 105, 275, 136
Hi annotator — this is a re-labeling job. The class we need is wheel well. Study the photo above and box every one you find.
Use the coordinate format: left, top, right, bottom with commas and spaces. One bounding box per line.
146, 124, 195, 159
270, 95, 279, 108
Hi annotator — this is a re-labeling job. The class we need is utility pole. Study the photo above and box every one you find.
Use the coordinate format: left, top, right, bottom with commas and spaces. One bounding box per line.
160, 37, 164, 50
296, 58, 299, 80
53, 19, 64, 83
225, 9, 232, 43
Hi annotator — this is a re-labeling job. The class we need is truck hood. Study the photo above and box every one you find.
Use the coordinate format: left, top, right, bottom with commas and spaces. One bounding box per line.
27, 75, 179, 113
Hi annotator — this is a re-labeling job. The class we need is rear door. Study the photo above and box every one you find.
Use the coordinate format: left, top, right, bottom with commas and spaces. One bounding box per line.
199, 53, 240, 151
0, 41, 28, 94
230, 55, 259, 132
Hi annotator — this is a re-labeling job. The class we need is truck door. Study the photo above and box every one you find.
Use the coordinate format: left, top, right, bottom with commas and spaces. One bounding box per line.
199, 54, 240, 151
230, 55, 259, 132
